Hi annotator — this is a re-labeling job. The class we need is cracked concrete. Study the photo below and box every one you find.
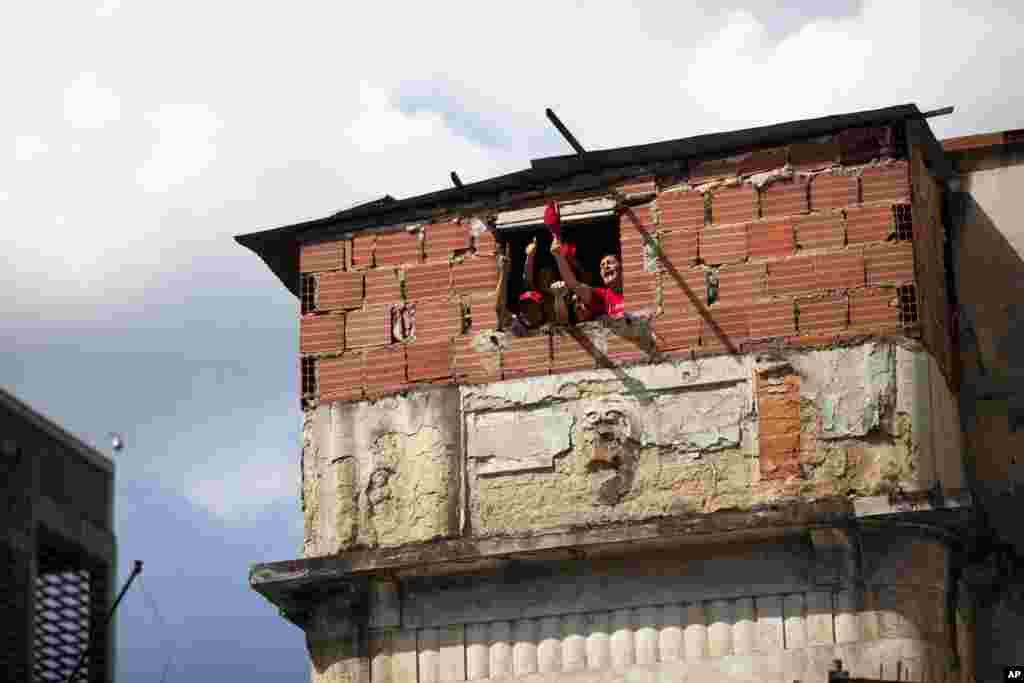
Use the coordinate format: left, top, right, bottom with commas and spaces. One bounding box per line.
302, 389, 461, 556
300, 341, 962, 550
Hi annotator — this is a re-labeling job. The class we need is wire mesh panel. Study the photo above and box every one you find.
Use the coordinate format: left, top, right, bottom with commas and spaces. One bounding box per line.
33, 540, 109, 683
33, 569, 91, 682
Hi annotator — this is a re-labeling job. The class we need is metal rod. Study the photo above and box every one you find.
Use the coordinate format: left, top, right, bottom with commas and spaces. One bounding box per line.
450, 171, 463, 188
65, 560, 143, 683
545, 108, 586, 155
922, 106, 954, 119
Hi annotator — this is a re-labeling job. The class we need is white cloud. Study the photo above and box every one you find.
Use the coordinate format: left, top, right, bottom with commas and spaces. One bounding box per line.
679, 1, 1023, 138
13, 135, 49, 162
345, 82, 442, 150
187, 458, 297, 520
64, 72, 122, 129
2, 0, 1024, 322
96, 0, 121, 17
137, 103, 223, 193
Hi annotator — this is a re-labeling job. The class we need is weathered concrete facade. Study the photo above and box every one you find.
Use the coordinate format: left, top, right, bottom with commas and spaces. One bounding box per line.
338, 531, 957, 683
943, 131, 1024, 681
241, 105, 977, 682
300, 342, 962, 557
301, 389, 462, 556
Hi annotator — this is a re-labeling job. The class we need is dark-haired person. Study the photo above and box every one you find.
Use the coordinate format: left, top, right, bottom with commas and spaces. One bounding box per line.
550, 238, 624, 319
510, 238, 565, 334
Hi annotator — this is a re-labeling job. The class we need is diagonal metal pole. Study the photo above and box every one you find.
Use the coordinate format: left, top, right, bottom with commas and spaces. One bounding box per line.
545, 108, 587, 155
65, 560, 143, 683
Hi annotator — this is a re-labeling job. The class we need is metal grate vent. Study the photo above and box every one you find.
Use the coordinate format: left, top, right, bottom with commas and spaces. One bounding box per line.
33, 540, 108, 683
898, 284, 918, 325
301, 274, 317, 315
302, 357, 317, 397
894, 203, 913, 241
33, 569, 92, 682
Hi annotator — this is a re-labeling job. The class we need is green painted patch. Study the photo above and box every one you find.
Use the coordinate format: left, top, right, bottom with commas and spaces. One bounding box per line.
821, 398, 837, 433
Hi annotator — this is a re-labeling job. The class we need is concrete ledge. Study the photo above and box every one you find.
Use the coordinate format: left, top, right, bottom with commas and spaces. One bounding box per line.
251, 496, 971, 624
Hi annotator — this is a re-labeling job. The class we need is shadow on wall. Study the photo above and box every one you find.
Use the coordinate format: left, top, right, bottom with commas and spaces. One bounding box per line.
954, 193, 1024, 493
953, 192, 1024, 683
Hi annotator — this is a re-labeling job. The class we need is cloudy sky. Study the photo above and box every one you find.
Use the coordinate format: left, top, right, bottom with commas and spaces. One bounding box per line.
2, 0, 1022, 679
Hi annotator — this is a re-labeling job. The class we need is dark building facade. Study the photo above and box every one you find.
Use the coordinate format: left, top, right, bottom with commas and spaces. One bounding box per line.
2, 388, 116, 682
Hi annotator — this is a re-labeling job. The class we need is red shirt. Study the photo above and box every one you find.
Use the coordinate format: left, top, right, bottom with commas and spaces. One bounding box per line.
592, 287, 624, 318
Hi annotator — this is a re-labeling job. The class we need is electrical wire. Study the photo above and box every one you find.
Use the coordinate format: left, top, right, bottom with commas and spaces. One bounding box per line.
136, 574, 177, 682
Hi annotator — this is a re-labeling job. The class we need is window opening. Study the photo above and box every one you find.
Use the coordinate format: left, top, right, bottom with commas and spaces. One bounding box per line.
894, 203, 913, 241
498, 216, 621, 321
898, 285, 918, 324
301, 357, 317, 396
301, 275, 317, 315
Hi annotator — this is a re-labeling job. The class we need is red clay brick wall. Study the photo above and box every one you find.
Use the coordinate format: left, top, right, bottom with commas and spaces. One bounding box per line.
909, 142, 955, 386
300, 124, 940, 404
653, 136, 918, 358
757, 369, 802, 480
299, 219, 495, 401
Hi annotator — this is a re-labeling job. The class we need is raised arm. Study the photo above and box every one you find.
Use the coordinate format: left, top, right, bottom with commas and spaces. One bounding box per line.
494, 243, 512, 327
524, 238, 538, 291
550, 238, 593, 307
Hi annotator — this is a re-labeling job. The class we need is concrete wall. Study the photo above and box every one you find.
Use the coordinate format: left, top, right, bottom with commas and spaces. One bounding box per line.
302, 389, 461, 556
301, 341, 963, 554
952, 149, 1024, 497
948, 143, 1024, 682
306, 531, 964, 683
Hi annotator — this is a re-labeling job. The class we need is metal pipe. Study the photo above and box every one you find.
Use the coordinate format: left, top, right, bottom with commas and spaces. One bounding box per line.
65, 560, 143, 683
922, 106, 955, 119
450, 171, 463, 188
545, 108, 587, 155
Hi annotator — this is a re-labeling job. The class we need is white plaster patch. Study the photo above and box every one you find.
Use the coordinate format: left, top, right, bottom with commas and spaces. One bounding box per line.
791, 342, 896, 439
467, 406, 574, 475
650, 383, 746, 451
895, 345, 920, 417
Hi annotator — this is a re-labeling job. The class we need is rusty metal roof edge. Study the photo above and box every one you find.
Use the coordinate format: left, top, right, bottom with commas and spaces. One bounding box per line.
942, 129, 1024, 152
529, 103, 924, 172
237, 102, 937, 297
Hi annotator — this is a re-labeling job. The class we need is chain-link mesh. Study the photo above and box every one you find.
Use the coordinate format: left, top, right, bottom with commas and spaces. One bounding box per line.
33, 541, 108, 683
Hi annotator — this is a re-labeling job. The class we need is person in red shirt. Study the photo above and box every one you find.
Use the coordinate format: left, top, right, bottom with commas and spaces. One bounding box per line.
550, 237, 625, 319
511, 238, 569, 334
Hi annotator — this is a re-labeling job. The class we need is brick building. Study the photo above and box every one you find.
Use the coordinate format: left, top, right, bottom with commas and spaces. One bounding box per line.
2, 387, 116, 682
239, 104, 981, 682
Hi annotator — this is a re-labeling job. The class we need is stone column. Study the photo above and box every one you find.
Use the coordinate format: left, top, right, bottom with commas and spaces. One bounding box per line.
307, 589, 369, 683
